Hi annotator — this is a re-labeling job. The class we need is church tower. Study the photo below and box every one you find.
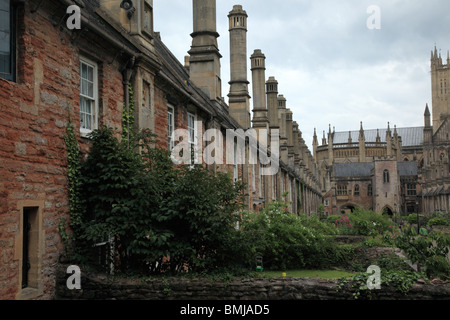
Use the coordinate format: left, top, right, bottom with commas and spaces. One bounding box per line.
430, 46, 450, 132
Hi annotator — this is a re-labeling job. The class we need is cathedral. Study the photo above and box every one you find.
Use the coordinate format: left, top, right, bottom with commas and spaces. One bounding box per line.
315, 47, 450, 216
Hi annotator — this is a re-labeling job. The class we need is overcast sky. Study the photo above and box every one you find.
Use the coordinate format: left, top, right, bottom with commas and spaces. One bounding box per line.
153, 0, 450, 149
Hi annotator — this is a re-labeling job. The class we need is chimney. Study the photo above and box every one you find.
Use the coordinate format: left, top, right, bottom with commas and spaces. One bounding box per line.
188, 0, 222, 101
250, 50, 269, 135
228, 5, 251, 129
278, 94, 288, 163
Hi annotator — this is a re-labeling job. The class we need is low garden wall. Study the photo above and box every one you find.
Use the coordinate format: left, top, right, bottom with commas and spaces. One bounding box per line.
55, 264, 450, 300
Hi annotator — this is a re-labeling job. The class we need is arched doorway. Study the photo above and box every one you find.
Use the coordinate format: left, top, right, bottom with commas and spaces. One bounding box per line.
382, 206, 393, 216
340, 204, 356, 214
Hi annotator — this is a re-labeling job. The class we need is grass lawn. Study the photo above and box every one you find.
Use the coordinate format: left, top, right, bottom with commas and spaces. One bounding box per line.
260, 269, 354, 280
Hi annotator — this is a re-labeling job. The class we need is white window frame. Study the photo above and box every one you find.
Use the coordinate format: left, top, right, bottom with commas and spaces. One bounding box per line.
187, 112, 198, 167
168, 105, 175, 151
233, 141, 238, 182
79, 57, 98, 137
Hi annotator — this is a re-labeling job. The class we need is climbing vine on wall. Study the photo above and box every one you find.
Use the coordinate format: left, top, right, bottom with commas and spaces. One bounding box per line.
122, 83, 135, 145
62, 110, 84, 257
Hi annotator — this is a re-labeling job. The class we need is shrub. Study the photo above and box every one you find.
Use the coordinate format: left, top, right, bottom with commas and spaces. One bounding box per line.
428, 217, 449, 227
395, 227, 450, 279
328, 208, 397, 236
73, 127, 247, 274
406, 213, 418, 224
240, 201, 348, 270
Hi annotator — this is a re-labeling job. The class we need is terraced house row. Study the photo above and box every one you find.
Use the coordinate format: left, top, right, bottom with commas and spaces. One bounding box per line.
0, 0, 321, 299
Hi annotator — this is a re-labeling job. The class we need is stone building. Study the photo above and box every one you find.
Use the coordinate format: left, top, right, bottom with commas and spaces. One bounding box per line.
421, 47, 450, 213
0, 0, 321, 299
316, 46, 450, 216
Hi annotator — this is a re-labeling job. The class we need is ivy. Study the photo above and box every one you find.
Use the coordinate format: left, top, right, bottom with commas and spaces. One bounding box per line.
62, 110, 84, 259
122, 83, 135, 146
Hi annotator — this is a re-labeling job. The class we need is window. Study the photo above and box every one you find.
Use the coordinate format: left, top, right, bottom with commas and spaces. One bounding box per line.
337, 184, 347, 196
142, 1, 153, 37
383, 170, 390, 183
354, 184, 360, 196
0, 0, 15, 81
187, 112, 197, 166
407, 183, 416, 196
168, 105, 174, 150
21, 207, 41, 290
80, 58, 98, 135
233, 141, 238, 182
368, 184, 373, 196
252, 164, 256, 192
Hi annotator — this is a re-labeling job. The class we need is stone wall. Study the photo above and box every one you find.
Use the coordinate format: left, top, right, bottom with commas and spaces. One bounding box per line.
0, 0, 125, 300
55, 265, 450, 300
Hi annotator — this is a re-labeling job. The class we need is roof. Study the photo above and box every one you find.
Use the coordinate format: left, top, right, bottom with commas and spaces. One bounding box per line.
333, 126, 424, 147
334, 161, 418, 178
334, 163, 374, 177
397, 161, 418, 176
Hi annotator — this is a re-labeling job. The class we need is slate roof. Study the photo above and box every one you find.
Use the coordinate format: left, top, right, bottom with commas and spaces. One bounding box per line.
334, 161, 418, 178
397, 161, 418, 176
333, 127, 424, 147
334, 163, 374, 177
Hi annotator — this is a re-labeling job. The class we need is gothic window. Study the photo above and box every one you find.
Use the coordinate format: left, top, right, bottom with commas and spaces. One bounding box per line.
337, 184, 347, 196
0, 0, 15, 81
354, 184, 360, 196
383, 170, 390, 183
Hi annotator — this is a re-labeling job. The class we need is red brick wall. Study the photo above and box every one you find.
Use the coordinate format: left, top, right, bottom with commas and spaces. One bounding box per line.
0, 2, 125, 299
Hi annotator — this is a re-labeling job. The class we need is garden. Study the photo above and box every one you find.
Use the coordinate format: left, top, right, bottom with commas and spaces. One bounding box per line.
62, 125, 450, 298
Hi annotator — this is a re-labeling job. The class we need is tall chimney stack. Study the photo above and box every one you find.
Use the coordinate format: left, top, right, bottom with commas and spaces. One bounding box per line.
228, 5, 251, 129
250, 50, 269, 136
188, 0, 222, 102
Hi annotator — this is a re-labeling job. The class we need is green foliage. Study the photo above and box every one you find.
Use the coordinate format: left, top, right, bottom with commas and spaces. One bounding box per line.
240, 201, 349, 270
122, 83, 135, 145
62, 113, 85, 260
427, 217, 449, 226
406, 213, 418, 224
338, 270, 427, 299
327, 208, 397, 237
74, 126, 246, 274
395, 227, 450, 279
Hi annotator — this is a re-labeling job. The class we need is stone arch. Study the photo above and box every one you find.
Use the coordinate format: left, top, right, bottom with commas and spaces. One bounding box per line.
339, 203, 357, 214
382, 206, 394, 216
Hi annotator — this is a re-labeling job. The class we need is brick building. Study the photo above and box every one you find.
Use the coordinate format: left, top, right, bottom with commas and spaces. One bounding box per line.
0, 0, 321, 299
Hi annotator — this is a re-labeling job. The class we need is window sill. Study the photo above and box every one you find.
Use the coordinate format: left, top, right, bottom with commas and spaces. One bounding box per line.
16, 287, 43, 300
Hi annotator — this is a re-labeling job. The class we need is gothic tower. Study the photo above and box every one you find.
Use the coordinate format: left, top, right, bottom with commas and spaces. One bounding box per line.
430, 46, 450, 132
188, 0, 222, 102
228, 5, 251, 129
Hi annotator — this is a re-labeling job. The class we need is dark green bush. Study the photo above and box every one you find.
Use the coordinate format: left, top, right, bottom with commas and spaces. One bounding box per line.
73, 127, 246, 274
240, 201, 349, 270
428, 217, 449, 226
